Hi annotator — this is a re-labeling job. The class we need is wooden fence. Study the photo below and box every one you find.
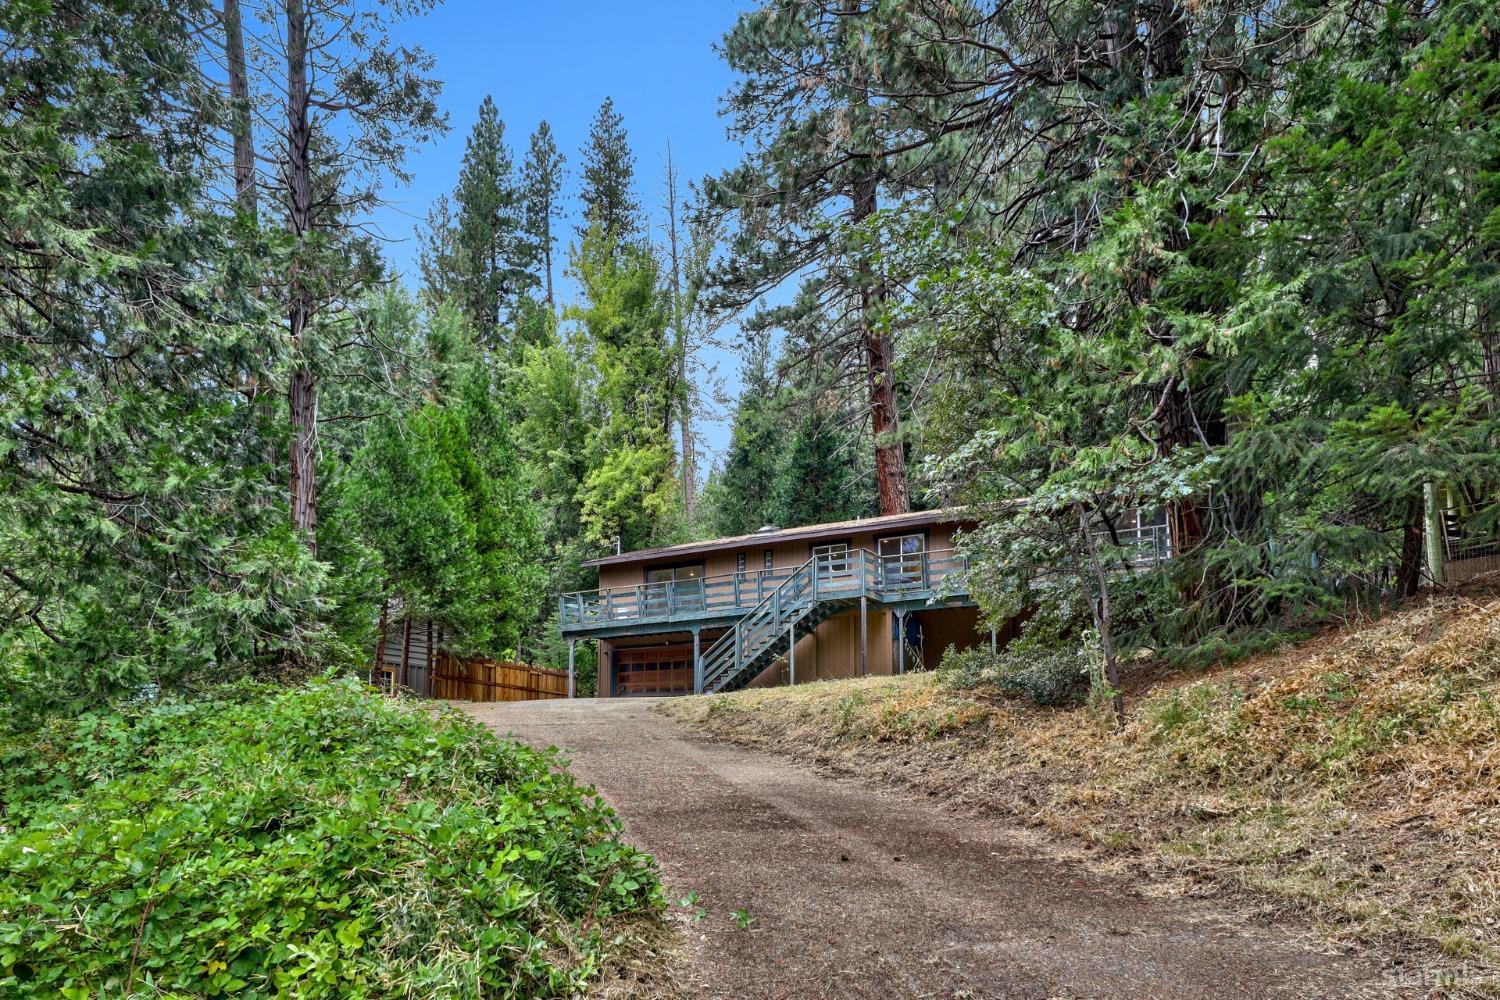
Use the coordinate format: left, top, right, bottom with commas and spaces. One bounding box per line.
430, 651, 568, 703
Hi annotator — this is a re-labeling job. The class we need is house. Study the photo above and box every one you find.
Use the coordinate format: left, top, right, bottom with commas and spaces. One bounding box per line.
558, 508, 1015, 697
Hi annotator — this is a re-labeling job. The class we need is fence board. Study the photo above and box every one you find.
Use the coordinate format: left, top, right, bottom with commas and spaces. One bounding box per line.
431, 652, 568, 703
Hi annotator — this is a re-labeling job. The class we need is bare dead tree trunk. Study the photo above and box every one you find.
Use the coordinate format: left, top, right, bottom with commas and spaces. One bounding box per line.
1079, 503, 1126, 728
664, 145, 696, 528
285, 0, 318, 553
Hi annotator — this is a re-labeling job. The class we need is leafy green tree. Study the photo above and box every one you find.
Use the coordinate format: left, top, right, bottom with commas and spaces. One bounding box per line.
0, 0, 321, 719
567, 227, 680, 549
348, 309, 544, 654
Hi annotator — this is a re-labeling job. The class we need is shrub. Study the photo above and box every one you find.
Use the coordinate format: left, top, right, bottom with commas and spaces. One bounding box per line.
940, 642, 1085, 707
0, 676, 660, 998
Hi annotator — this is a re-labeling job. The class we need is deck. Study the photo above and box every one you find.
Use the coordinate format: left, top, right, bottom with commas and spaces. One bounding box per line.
559, 548, 973, 639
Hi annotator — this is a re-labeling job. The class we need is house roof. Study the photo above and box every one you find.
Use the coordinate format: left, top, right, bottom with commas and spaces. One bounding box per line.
581, 507, 976, 569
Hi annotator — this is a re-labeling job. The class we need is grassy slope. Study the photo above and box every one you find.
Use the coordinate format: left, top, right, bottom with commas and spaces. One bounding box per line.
668, 590, 1500, 974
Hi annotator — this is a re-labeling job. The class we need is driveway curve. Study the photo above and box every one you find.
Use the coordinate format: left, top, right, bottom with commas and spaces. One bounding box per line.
466, 697, 1390, 1000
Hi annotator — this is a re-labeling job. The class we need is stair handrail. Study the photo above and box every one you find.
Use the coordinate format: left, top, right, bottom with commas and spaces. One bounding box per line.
700, 553, 828, 690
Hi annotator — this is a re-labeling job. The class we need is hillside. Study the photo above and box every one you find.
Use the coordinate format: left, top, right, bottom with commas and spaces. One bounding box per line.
668, 590, 1500, 989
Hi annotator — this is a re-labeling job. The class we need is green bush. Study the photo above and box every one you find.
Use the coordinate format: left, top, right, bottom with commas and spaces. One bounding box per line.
940, 642, 1085, 707
0, 677, 660, 998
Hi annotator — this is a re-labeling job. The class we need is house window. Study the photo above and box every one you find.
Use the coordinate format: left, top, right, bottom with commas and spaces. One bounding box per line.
645, 563, 704, 585
737, 552, 747, 574
877, 533, 926, 586
811, 542, 851, 579
763, 549, 774, 571
643, 563, 704, 613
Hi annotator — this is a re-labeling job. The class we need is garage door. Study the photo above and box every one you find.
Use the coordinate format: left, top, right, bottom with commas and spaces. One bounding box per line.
614, 645, 695, 696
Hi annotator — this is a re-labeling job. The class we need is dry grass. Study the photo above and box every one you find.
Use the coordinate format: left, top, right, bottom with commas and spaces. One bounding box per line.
666, 588, 1500, 988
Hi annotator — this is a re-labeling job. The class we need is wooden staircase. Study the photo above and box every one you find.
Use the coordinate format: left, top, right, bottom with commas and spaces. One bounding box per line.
698, 552, 875, 694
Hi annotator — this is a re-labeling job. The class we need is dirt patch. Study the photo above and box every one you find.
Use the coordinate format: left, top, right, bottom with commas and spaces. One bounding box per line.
665, 591, 1500, 997
466, 697, 1424, 999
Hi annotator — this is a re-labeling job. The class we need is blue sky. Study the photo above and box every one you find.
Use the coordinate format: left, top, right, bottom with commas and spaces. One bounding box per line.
370, 0, 757, 460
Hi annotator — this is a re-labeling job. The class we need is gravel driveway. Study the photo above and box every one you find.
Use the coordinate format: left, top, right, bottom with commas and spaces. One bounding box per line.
465, 697, 1390, 1000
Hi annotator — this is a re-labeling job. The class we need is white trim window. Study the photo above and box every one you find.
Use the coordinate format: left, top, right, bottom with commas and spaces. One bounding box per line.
877, 533, 926, 586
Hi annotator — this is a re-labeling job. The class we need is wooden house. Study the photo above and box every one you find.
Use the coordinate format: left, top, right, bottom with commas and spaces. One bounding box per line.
559, 508, 1014, 697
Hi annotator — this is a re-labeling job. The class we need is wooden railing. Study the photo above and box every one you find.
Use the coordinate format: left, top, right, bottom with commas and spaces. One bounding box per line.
698, 549, 971, 693
560, 567, 796, 631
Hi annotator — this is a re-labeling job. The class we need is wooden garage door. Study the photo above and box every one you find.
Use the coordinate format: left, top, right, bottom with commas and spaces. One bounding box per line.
615, 645, 695, 695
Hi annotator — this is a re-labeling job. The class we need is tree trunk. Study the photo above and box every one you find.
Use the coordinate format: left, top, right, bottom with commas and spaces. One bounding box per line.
224, 0, 256, 216
1397, 496, 1424, 597
1079, 504, 1126, 728
851, 169, 909, 516
845, 8, 909, 517
285, 0, 318, 553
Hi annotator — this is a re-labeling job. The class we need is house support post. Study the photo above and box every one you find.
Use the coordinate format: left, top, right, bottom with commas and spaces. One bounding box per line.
859, 594, 868, 677
692, 627, 703, 694
990, 626, 997, 655
788, 623, 796, 685
400, 617, 412, 692
567, 639, 576, 699
896, 609, 906, 675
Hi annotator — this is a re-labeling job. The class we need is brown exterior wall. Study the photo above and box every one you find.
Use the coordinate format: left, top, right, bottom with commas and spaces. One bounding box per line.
742, 601, 991, 689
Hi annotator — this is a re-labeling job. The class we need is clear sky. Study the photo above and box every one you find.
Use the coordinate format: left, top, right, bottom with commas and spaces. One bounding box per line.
370, 0, 756, 460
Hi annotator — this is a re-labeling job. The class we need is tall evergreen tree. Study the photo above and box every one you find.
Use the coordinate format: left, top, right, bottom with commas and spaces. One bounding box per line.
578, 97, 641, 249
0, 0, 315, 716
452, 95, 532, 338
711, 4, 955, 515
703, 333, 786, 537
522, 120, 566, 311
415, 193, 459, 306
271, 0, 444, 556
349, 305, 544, 654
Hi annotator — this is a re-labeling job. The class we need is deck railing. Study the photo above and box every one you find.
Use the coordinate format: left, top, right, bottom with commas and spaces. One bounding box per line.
696, 548, 972, 691
560, 547, 973, 634
559, 567, 796, 630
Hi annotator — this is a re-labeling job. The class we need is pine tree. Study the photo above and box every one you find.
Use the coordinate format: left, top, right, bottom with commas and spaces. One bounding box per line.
522, 120, 565, 311
703, 334, 787, 537
416, 193, 459, 306
578, 97, 641, 249
452, 96, 532, 339
711, 4, 952, 515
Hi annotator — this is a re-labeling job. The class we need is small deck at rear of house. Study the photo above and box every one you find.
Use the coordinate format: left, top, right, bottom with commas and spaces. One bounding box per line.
559, 509, 1009, 697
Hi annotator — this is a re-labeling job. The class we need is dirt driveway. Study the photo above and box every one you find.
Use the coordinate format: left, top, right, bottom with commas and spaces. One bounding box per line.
466, 697, 1392, 1000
